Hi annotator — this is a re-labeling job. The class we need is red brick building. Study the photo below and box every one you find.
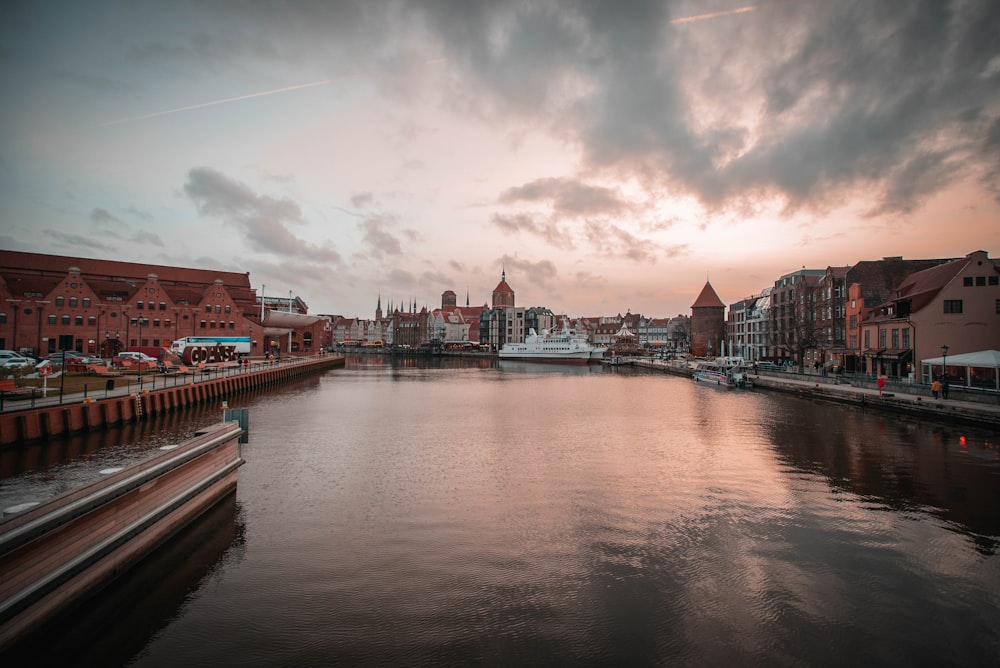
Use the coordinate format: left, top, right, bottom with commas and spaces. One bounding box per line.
0, 250, 328, 358
691, 281, 726, 357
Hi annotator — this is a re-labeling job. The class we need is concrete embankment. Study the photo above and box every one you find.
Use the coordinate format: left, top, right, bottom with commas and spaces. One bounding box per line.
0, 356, 345, 447
630, 359, 998, 429
749, 375, 999, 429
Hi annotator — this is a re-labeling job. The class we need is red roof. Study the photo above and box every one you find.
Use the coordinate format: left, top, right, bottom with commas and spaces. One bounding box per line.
691, 281, 725, 309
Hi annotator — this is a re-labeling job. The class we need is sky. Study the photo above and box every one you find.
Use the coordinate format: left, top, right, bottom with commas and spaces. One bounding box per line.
1, 1, 998, 320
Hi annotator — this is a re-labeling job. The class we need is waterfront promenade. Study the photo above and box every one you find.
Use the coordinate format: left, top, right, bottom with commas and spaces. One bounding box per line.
631, 358, 1000, 429
0, 355, 345, 447
0, 355, 327, 414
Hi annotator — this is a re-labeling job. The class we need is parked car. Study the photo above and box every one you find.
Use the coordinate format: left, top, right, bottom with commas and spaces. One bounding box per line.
112, 351, 158, 367
42, 351, 87, 363
0, 356, 34, 369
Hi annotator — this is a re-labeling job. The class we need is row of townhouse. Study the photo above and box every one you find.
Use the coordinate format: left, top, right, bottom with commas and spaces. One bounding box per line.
331, 272, 694, 354
727, 250, 999, 383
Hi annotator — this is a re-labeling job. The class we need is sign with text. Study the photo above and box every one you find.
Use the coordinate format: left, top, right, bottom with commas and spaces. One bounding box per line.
181, 344, 239, 365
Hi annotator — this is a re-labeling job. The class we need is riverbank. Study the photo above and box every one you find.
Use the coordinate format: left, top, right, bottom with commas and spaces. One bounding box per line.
630, 357, 999, 429
0, 355, 345, 447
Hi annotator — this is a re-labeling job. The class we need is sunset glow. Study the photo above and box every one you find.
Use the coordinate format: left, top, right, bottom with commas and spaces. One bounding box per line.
1, 1, 997, 317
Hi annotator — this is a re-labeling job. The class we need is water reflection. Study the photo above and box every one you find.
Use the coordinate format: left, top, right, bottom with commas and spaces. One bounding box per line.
2, 358, 998, 665
762, 399, 1000, 554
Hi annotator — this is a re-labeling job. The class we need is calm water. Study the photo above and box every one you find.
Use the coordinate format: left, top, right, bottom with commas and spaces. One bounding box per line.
5, 357, 1000, 666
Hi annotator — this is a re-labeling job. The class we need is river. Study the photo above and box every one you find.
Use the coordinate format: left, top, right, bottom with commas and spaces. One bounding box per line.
5, 356, 999, 666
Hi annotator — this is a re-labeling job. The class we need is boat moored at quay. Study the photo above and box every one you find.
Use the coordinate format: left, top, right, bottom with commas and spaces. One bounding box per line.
499, 328, 603, 365
692, 357, 751, 388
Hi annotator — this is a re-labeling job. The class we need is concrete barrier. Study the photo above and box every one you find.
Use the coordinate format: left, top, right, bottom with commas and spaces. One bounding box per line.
0, 421, 245, 649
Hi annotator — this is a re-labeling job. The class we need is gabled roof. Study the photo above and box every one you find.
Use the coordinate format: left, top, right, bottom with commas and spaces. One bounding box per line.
893, 256, 968, 312
691, 281, 724, 309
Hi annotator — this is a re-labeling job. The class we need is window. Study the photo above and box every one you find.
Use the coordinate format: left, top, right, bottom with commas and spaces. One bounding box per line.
48, 314, 56, 325
210, 320, 216, 329
990, 276, 998, 286
200, 320, 207, 329
69, 296, 78, 307
225, 304, 231, 313
891, 328, 899, 348
902, 329, 910, 349
148, 301, 155, 309
159, 302, 167, 311
864, 330, 870, 348
215, 304, 222, 314
88, 315, 96, 325
165, 319, 171, 328
62, 315, 70, 325
136, 301, 144, 310
55, 296, 65, 306
943, 300, 963, 314
878, 329, 886, 348
83, 298, 91, 308
964, 277, 973, 286
229, 320, 235, 329
976, 276, 986, 286
153, 319, 160, 327
75, 315, 83, 326
996, 300, 1000, 314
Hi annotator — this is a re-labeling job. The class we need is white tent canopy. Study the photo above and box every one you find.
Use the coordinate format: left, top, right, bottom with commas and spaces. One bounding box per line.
920, 350, 1000, 389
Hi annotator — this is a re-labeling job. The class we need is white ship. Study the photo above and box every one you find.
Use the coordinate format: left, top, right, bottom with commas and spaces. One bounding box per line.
499, 328, 600, 365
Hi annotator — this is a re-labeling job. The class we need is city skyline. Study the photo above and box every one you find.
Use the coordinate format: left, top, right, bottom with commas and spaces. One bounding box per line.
2, 2, 998, 318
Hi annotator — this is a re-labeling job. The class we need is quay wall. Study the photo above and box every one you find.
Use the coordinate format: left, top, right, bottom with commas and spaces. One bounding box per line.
0, 422, 244, 649
0, 356, 344, 447
629, 358, 998, 429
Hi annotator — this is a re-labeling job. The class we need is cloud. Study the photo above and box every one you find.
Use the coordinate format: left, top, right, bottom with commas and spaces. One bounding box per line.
183, 167, 341, 264
360, 214, 403, 257
491, 212, 575, 249
498, 177, 630, 217
46, 229, 111, 251
417, 0, 1000, 215
499, 254, 558, 289
351, 191, 375, 209
90, 208, 127, 227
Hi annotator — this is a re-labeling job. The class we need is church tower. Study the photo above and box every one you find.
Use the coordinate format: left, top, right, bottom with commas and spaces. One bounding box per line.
375, 294, 382, 321
491, 268, 515, 309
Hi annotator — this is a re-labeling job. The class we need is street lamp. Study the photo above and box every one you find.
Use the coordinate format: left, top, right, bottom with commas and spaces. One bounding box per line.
137, 317, 148, 391
941, 344, 948, 381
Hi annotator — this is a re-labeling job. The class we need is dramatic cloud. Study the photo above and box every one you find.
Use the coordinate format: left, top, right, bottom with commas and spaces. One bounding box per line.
3, 0, 996, 318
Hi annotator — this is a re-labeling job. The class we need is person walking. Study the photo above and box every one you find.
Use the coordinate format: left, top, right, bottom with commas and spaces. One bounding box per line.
931, 378, 941, 399
942, 376, 950, 400
877, 375, 886, 396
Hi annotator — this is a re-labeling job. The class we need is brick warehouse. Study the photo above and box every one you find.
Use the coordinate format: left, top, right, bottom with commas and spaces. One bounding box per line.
0, 250, 328, 359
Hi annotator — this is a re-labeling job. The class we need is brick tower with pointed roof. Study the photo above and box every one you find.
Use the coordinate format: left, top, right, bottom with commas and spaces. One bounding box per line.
492, 268, 515, 309
690, 281, 726, 357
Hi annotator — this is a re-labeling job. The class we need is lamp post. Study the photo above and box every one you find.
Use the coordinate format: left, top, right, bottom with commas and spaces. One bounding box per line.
941, 344, 948, 381
137, 317, 148, 391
